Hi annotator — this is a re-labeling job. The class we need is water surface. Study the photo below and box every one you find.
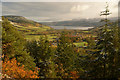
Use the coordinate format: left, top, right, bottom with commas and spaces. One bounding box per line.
50, 26, 94, 30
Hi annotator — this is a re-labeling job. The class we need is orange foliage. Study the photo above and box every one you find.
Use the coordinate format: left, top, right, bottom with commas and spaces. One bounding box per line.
2, 57, 39, 79
70, 71, 79, 79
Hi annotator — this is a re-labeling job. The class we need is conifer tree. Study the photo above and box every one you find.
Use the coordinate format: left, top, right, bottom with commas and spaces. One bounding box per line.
90, 2, 113, 78
85, 2, 120, 78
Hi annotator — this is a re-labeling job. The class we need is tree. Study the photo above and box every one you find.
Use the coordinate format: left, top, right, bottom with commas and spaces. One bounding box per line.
107, 22, 120, 77
86, 36, 96, 49
26, 36, 57, 78
86, 3, 113, 78
2, 57, 39, 78
83, 2, 120, 78
55, 32, 77, 78
2, 17, 36, 70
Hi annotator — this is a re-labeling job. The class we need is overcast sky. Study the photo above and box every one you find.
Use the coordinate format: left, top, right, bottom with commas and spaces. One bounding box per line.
2, 1, 118, 22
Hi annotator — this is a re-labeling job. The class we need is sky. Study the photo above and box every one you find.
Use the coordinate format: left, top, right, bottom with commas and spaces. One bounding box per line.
1, 0, 119, 22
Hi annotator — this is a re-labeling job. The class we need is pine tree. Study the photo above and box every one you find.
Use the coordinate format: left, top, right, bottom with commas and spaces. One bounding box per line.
108, 22, 120, 77
89, 2, 113, 78
84, 2, 120, 78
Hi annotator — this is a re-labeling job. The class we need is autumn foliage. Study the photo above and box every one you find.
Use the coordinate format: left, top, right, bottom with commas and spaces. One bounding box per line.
70, 71, 79, 79
2, 57, 39, 79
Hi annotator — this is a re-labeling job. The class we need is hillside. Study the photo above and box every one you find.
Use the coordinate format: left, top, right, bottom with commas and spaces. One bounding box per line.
4, 16, 53, 34
4, 15, 50, 27
41, 17, 117, 27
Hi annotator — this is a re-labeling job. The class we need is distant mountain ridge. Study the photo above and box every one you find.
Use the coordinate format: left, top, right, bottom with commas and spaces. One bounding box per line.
4, 15, 49, 28
41, 17, 117, 27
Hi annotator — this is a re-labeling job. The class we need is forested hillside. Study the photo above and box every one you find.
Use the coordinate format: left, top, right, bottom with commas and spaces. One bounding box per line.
2, 3, 120, 79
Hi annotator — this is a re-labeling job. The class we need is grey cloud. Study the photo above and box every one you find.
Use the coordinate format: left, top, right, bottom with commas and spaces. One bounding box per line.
3, 2, 74, 16
2, 2, 118, 22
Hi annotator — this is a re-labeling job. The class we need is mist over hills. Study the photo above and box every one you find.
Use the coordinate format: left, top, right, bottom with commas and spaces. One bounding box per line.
41, 17, 117, 27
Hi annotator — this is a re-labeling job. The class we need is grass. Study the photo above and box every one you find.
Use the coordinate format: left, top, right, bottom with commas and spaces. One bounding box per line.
82, 31, 89, 33
25, 35, 41, 41
25, 34, 58, 41
73, 42, 88, 47
14, 23, 52, 34
13, 23, 56, 41
46, 35, 58, 41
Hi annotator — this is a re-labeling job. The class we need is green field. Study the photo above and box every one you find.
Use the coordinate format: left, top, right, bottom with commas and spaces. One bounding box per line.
13, 23, 57, 41
25, 34, 58, 41
14, 24, 52, 34
73, 42, 88, 47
